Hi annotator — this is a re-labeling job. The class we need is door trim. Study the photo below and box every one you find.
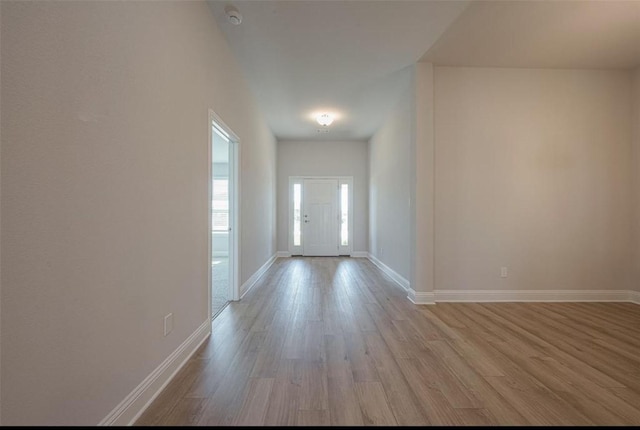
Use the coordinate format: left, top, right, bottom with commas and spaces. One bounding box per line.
208, 109, 240, 322
288, 175, 354, 256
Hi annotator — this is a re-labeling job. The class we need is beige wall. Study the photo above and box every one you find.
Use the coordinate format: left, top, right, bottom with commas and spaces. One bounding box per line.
632, 68, 640, 292
276, 140, 368, 253
368, 89, 412, 279
1, 1, 275, 425
434, 67, 632, 292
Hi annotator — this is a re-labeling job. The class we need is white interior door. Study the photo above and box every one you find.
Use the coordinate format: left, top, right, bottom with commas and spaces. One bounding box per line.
303, 179, 339, 256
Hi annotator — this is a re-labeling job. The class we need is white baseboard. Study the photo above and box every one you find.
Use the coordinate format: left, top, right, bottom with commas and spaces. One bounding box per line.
350, 251, 368, 258
629, 290, 640, 305
99, 320, 210, 426
434, 289, 633, 303
367, 253, 410, 291
240, 253, 278, 299
408, 288, 436, 305
276, 251, 292, 258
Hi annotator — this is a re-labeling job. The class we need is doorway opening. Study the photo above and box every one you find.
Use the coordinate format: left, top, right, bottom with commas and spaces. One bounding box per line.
209, 111, 239, 320
289, 176, 353, 256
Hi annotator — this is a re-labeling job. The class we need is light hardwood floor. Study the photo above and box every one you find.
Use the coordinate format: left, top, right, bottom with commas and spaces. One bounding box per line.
136, 257, 640, 426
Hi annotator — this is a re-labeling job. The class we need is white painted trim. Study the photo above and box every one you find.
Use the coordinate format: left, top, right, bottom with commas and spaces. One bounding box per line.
240, 253, 278, 299
276, 251, 292, 258
628, 290, 640, 305
350, 251, 368, 258
434, 289, 634, 303
231, 140, 240, 301
367, 253, 410, 291
208, 109, 241, 305
207, 111, 213, 326
408, 288, 436, 305
98, 320, 211, 426
289, 176, 354, 256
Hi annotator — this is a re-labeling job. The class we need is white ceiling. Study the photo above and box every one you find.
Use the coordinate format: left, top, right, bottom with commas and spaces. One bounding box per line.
209, 1, 640, 142
208, 0, 469, 141
422, 1, 640, 69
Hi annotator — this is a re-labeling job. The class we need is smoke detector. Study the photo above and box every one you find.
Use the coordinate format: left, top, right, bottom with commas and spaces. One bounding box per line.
225, 5, 242, 25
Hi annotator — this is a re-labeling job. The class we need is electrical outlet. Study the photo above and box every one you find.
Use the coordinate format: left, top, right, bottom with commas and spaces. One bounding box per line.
164, 313, 173, 336
500, 267, 508, 278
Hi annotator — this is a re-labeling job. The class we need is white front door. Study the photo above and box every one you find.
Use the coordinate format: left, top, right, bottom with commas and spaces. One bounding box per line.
303, 179, 339, 256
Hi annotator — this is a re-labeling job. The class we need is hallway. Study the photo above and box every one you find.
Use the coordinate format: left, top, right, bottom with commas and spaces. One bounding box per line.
136, 257, 640, 426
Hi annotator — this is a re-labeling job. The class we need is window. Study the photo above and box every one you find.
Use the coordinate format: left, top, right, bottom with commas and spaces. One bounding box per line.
293, 183, 301, 246
340, 183, 349, 246
212, 178, 229, 231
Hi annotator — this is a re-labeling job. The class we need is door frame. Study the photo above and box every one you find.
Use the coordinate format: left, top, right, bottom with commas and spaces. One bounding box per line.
288, 175, 354, 256
208, 109, 240, 322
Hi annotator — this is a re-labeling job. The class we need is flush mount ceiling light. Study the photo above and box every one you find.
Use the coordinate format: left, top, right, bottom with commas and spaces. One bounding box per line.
316, 113, 334, 127
225, 5, 242, 25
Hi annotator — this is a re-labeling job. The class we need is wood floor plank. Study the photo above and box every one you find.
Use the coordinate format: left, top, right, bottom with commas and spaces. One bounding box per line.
321, 294, 343, 336
302, 320, 326, 362
476, 303, 628, 389
396, 357, 463, 425
299, 359, 329, 411
343, 331, 380, 382
297, 410, 331, 426
354, 381, 398, 425
250, 310, 290, 378
570, 302, 640, 330
234, 378, 274, 426
263, 359, 303, 426
418, 307, 464, 340
365, 302, 412, 359
413, 348, 484, 409
362, 331, 429, 426
325, 334, 363, 425
136, 257, 640, 427
445, 337, 506, 377
506, 304, 640, 373
185, 327, 252, 398
528, 303, 640, 350
281, 303, 311, 360
326, 375, 364, 426
484, 341, 623, 425
196, 330, 266, 426
494, 305, 640, 390
134, 358, 210, 425
153, 398, 208, 426
484, 375, 593, 426
426, 340, 529, 425
455, 408, 500, 426
404, 309, 447, 341
529, 356, 640, 425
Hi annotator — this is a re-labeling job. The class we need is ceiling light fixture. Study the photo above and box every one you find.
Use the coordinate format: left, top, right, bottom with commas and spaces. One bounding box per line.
316, 113, 334, 127
225, 5, 242, 25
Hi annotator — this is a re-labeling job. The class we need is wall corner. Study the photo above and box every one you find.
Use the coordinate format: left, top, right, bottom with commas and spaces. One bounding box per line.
409, 62, 435, 295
